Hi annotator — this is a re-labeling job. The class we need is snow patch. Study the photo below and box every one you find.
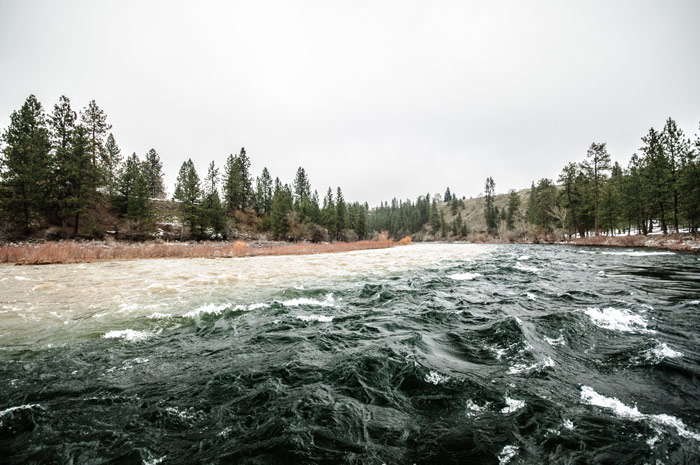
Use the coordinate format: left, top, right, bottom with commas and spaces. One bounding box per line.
601, 251, 675, 257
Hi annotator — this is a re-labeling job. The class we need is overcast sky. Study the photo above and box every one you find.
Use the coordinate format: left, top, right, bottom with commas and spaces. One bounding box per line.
1, 1, 699, 205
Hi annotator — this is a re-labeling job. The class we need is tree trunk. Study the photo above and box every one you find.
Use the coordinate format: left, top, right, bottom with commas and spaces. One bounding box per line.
73, 211, 80, 237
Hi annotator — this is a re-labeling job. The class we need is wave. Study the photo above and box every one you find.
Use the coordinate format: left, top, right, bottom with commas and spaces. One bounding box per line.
500, 396, 525, 414
295, 314, 334, 323
581, 386, 700, 443
583, 307, 652, 333
102, 329, 154, 342
498, 445, 518, 464
279, 293, 335, 307
448, 272, 482, 281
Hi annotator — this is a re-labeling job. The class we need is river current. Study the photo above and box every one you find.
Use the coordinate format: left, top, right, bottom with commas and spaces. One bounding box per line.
1, 244, 699, 464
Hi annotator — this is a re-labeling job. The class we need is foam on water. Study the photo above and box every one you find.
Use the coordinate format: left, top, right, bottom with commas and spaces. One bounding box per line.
544, 334, 566, 347
508, 356, 555, 374
501, 397, 525, 414
448, 272, 481, 281
498, 445, 518, 464
643, 342, 683, 363
280, 293, 335, 307
517, 255, 531, 261
581, 386, 700, 442
102, 329, 154, 342
583, 307, 652, 333
0, 403, 42, 418
514, 264, 540, 273
295, 314, 334, 323
424, 370, 450, 385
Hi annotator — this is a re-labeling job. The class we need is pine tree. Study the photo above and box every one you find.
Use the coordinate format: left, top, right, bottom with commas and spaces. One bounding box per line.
222, 147, 252, 212
322, 188, 337, 239
661, 118, 691, 232
173, 159, 202, 236
0, 95, 51, 235
270, 183, 293, 239
557, 163, 584, 237
127, 167, 155, 229
116, 153, 142, 215
484, 177, 497, 232
202, 161, 225, 238
429, 199, 440, 234
49, 95, 77, 229
79, 100, 111, 185
505, 190, 520, 231
336, 187, 347, 239
440, 210, 447, 238
582, 142, 612, 236
65, 125, 94, 236
143, 148, 165, 198
103, 133, 122, 196
254, 167, 273, 215
444, 187, 452, 203
640, 128, 671, 234
293, 167, 312, 220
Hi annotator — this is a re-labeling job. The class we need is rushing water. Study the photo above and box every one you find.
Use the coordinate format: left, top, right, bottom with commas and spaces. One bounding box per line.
1, 244, 699, 464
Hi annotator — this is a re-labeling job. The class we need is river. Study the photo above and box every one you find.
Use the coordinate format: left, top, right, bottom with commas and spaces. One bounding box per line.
1, 244, 699, 464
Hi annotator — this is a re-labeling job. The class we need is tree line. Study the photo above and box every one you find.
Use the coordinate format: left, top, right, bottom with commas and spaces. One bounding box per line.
0, 94, 369, 241
365, 117, 700, 240
2, 95, 698, 242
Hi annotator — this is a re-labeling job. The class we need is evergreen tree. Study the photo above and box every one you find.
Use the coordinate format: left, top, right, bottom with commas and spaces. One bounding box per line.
202, 161, 226, 237
222, 147, 252, 212
440, 210, 447, 238
582, 142, 612, 236
505, 190, 521, 231
321, 188, 337, 239
336, 187, 347, 239
116, 153, 142, 215
126, 167, 155, 229
444, 187, 452, 203
79, 100, 111, 181
173, 159, 202, 236
0, 95, 51, 234
484, 177, 497, 232
270, 183, 293, 239
49, 95, 77, 228
293, 167, 312, 220
430, 199, 441, 234
254, 167, 273, 215
451, 197, 459, 215
661, 118, 691, 232
557, 163, 585, 237
143, 148, 165, 198
103, 133, 122, 196
309, 190, 322, 225
64, 125, 94, 236
640, 127, 671, 234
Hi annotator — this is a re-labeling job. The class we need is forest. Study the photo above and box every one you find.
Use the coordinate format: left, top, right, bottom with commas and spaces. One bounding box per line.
1, 94, 699, 243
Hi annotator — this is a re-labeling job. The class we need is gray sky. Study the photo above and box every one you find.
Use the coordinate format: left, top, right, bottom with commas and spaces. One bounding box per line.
1, 0, 699, 205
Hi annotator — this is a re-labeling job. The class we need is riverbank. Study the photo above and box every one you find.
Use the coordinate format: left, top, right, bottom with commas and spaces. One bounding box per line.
563, 233, 700, 252
1, 238, 411, 265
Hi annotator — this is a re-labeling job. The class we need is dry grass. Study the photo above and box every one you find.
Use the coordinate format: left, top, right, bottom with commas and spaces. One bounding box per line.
2, 238, 411, 265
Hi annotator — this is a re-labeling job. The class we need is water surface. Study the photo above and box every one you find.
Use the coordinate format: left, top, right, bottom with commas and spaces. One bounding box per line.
1, 244, 699, 464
